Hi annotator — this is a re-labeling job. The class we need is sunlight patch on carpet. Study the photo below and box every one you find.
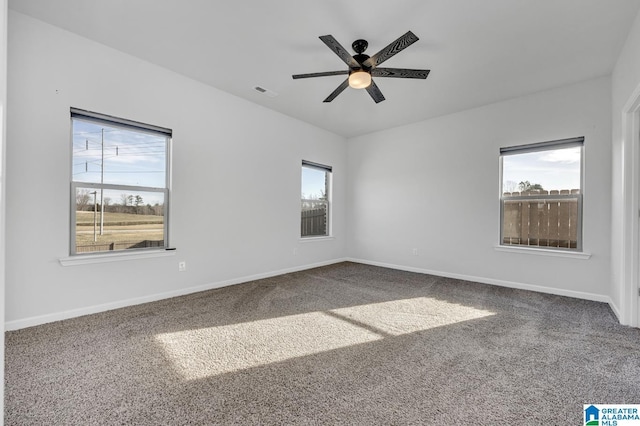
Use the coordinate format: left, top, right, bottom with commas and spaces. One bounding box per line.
155, 297, 494, 380
329, 297, 495, 336
156, 311, 383, 380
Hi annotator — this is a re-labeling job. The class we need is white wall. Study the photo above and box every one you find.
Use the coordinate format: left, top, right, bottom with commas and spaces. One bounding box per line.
611, 9, 640, 325
347, 77, 612, 303
6, 11, 347, 327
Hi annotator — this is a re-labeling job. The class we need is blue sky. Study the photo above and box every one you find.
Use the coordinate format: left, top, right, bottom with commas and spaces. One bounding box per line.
72, 120, 167, 186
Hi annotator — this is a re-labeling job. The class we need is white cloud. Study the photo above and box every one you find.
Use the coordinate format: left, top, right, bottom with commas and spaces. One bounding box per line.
539, 147, 580, 164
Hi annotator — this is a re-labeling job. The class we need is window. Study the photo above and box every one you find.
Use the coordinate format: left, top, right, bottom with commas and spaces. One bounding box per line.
70, 108, 171, 255
301, 160, 332, 237
500, 137, 583, 251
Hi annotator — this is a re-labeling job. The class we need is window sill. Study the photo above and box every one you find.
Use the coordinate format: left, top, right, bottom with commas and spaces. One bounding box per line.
494, 245, 591, 259
59, 249, 176, 266
299, 236, 335, 243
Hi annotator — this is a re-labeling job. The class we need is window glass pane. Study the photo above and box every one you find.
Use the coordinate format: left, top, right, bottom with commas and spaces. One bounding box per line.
75, 187, 165, 254
502, 198, 578, 249
301, 167, 327, 200
301, 165, 329, 237
500, 143, 582, 250
301, 201, 327, 237
502, 146, 580, 193
71, 110, 170, 255
72, 119, 167, 188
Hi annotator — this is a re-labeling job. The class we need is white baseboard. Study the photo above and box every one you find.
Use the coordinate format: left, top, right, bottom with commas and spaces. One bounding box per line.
347, 257, 613, 304
608, 299, 623, 323
5, 258, 349, 331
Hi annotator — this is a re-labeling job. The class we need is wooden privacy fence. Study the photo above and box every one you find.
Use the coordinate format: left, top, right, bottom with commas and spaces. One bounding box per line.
502, 190, 579, 249
301, 206, 327, 237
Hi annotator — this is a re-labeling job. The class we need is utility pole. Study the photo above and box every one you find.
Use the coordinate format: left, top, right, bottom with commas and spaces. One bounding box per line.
92, 191, 97, 242
100, 128, 105, 235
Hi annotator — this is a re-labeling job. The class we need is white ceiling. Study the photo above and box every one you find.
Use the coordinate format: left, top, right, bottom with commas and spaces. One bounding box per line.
9, 0, 640, 138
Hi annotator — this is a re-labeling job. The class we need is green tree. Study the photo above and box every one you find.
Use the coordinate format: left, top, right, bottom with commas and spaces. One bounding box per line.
518, 181, 544, 192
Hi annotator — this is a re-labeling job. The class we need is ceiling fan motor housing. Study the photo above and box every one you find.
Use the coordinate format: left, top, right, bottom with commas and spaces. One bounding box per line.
352, 53, 371, 72
352, 39, 371, 73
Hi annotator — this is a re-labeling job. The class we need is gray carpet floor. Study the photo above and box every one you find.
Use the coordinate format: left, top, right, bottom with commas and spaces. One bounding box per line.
5, 262, 640, 425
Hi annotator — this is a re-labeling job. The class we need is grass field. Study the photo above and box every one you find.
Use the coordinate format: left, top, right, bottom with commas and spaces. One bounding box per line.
75, 230, 164, 245
76, 211, 164, 251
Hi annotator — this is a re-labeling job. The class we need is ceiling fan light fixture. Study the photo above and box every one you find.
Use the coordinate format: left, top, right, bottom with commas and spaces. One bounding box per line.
348, 71, 371, 89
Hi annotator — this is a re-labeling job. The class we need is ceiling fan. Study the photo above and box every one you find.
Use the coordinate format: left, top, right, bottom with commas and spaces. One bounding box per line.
292, 31, 430, 103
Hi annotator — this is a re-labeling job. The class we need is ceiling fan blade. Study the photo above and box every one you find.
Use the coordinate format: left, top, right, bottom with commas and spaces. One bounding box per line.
319, 35, 360, 68
363, 31, 419, 69
292, 70, 349, 79
371, 68, 430, 79
365, 80, 385, 103
323, 79, 349, 103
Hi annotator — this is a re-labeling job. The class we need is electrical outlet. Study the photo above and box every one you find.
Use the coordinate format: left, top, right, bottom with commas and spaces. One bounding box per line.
178, 261, 186, 272
412, 248, 418, 256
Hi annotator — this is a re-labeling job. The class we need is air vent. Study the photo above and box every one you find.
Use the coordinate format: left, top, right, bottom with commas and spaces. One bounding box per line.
254, 86, 278, 98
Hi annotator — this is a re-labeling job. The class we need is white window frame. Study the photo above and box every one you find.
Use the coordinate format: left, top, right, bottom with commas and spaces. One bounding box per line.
69, 108, 172, 256
499, 137, 584, 252
301, 160, 332, 238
